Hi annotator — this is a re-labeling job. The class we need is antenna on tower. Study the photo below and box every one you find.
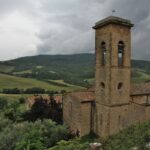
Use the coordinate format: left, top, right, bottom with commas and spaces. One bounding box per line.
111, 10, 116, 16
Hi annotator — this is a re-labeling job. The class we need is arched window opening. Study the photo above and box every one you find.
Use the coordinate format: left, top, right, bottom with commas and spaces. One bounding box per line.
118, 82, 123, 90
101, 42, 106, 66
118, 41, 124, 66
100, 82, 105, 89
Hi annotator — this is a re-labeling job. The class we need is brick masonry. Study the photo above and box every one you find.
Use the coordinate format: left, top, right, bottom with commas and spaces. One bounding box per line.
63, 16, 150, 138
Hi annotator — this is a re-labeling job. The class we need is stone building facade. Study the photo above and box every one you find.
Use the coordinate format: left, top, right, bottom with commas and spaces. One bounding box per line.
63, 16, 150, 138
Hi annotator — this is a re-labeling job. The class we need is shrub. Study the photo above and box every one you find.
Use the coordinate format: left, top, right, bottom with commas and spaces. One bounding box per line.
0, 119, 69, 150
49, 135, 94, 150
4, 101, 22, 122
23, 96, 62, 123
104, 121, 150, 150
19, 97, 25, 104
24, 87, 45, 94
0, 116, 12, 132
2, 88, 21, 94
0, 97, 8, 110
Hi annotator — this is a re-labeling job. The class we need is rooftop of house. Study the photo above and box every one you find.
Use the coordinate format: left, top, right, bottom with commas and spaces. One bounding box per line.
93, 16, 134, 29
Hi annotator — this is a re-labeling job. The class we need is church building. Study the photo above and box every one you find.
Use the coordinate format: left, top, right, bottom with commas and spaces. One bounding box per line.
63, 16, 150, 138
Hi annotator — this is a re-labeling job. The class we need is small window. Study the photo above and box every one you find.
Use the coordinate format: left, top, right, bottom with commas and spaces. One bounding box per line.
100, 82, 105, 89
101, 42, 106, 66
118, 82, 123, 90
118, 41, 124, 66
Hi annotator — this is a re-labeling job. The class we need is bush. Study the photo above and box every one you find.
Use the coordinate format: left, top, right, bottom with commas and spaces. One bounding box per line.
24, 96, 62, 123
104, 121, 150, 150
4, 101, 23, 122
0, 123, 27, 150
19, 97, 25, 104
0, 116, 12, 132
49, 135, 94, 150
0, 119, 69, 150
2, 88, 21, 94
0, 97, 8, 110
24, 87, 45, 94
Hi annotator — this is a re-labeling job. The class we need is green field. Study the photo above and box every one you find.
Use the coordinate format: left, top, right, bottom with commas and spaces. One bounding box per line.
0, 73, 84, 91
132, 69, 150, 83
0, 64, 14, 73
0, 93, 35, 101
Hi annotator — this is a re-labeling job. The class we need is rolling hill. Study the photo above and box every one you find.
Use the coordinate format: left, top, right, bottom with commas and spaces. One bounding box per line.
0, 73, 84, 91
0, 54, 150, 89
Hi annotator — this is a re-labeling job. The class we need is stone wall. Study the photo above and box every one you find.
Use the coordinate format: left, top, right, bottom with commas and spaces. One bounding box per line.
81, 102, 92, 136
63, 94, 93, 136
63, 94, 81, 134
95, 24, 131, 106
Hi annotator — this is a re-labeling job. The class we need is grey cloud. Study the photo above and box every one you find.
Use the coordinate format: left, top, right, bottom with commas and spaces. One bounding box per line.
105, 0, 150, 60
36, 0, 150, 60
0, 0, 150, 60
36, 0, 106, 55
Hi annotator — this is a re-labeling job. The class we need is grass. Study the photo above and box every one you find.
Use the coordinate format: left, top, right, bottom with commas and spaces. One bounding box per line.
0, 73, 84, 91
48, 80, 85, 89
0, 64, 14, 73
0, 93, 34, 101
13, 70, 32, 75
132, 70, 150, 83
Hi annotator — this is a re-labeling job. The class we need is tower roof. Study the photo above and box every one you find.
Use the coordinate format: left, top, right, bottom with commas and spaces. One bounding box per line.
93, 16, 134, 29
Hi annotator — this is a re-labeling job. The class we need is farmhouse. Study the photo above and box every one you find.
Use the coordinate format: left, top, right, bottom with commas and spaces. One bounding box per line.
63, 16, 150, 138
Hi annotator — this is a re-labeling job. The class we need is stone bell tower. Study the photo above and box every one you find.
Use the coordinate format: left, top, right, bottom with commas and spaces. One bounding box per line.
93, 16, 134, 137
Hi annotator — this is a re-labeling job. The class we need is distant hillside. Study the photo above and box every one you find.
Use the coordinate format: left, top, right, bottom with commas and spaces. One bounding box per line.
0, 54, 150, 87
0, 73, 84, 91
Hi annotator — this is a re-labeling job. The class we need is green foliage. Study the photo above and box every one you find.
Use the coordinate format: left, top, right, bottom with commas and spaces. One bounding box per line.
24, 87, 45, 94
0, 119, 69, 150
0, 116, 12, 132
1, 54, 150, 90
0, 73, 84, 91
0, 54, 150, 87
131, 70, 142, 78
4, 101, 23, 122
104, 121, 150, 150
19, 97, 25, 104
0, 95, 69, 150
0, 97, 8, 110
24, 95, 62, 123
15, 140, 45, 150
0, 54, 95, 87
3, 88, 21, 94
49, 135, 94, 150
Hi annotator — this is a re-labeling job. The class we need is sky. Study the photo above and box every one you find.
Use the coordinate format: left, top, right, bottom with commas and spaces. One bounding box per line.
0, 0, 150, 61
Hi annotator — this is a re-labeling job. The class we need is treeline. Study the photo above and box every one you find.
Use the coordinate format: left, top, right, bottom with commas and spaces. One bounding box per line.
14, 71, 94, 87
1, 87, 66, 94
